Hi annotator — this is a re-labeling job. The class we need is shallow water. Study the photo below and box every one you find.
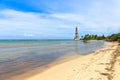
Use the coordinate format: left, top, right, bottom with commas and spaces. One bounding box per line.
0, 40, 105, 80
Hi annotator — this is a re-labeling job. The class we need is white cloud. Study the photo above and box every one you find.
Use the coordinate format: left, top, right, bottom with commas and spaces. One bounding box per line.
23, 33, 35, 37
0, 9, 75, 38
0, 0, 120, 39
58, 0, 120, 34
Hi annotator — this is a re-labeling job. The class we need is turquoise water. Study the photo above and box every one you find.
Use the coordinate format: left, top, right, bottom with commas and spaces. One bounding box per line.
0, 40, 105, 79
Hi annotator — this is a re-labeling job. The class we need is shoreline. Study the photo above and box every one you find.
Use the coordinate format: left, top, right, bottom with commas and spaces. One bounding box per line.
9, 52, 81, 80
26, 42, 120, 80
8, 41, 116, 80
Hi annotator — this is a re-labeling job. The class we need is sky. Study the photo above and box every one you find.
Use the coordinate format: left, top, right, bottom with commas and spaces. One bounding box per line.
0, 0, 120, 39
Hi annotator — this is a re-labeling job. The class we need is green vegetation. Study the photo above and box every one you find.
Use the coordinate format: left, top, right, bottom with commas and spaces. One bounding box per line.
81, 33, 120, 42
107, 33, 120, 41
81, 34, 106, 40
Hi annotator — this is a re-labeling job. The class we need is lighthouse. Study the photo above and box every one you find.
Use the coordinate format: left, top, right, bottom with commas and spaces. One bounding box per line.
74, 27, 80, 41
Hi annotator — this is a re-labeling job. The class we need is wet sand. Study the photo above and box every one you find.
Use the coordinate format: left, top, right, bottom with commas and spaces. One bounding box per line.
8, 54, 80, 80
26, 42, 120, 80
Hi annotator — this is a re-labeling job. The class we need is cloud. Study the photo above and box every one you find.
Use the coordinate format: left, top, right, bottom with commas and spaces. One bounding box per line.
0, 9, 75, 39
48, 0, 120, 35
0, 0, 120, 39
23, 33, 35, 37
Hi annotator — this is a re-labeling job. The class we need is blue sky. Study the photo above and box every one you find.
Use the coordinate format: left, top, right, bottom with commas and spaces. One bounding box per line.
0, 0, 120, 39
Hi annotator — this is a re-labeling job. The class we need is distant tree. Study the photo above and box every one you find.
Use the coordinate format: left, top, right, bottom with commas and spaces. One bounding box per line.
101, 35, 106, 39
81, 33, 120, 41
107, 33, 120, 41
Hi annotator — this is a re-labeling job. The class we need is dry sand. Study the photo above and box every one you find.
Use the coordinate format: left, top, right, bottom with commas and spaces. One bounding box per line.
26, 42, 120, 80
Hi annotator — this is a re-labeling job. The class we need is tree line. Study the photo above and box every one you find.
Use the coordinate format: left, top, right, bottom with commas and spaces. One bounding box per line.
81, 33, 120, 42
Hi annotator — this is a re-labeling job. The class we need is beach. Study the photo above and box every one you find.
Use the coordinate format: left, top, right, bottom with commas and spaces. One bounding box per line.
26, 42, 120, 80
1, 0, 120, 80
0, 40, 105, 80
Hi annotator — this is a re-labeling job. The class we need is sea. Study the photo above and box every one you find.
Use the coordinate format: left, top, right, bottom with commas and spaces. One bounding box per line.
0, 39, 105, 79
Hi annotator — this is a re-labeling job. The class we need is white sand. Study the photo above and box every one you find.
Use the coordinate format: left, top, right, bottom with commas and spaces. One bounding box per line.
26, 42, 120, 80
